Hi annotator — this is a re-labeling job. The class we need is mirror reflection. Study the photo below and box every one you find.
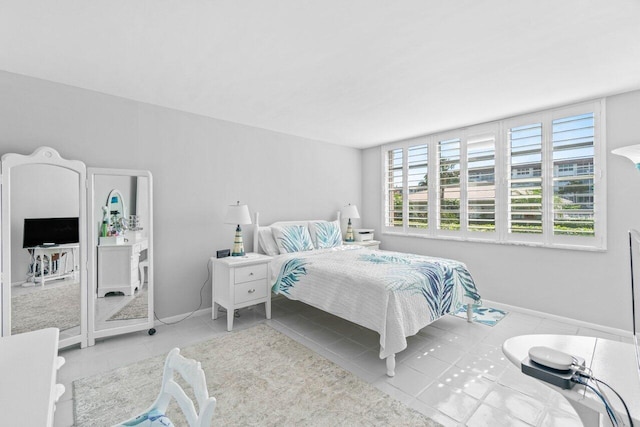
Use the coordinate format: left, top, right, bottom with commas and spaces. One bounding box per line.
93, 175, 150, 331
9, 163, 82, 340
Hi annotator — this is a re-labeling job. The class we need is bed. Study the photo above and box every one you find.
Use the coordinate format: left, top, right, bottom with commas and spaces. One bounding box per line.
253, 213, 481, 376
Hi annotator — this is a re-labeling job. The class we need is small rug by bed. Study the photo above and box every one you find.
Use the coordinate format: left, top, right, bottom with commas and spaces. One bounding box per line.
73, 323, 440, 427
452, 304, 508, 326
107, 287, 148, 321
11, 280, 81, 334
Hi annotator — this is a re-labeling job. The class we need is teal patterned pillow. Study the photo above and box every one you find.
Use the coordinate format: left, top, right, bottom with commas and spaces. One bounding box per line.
272, 225, 314, 254
310, 220, 342, 249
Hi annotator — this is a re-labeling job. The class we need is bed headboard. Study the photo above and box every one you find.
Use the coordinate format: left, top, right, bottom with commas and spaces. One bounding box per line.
253, 211, 341, 254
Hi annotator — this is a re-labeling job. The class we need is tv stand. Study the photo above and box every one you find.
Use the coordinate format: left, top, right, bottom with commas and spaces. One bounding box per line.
26, 244, 79, 286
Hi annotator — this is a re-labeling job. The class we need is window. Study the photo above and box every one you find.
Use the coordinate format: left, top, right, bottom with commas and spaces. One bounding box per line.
385, 148, 403, 229
508, 122, 543, 235
438, 138, 461, 231
467, 134, 496, 232
382, 100, 605, 250
407, 144, 428, 229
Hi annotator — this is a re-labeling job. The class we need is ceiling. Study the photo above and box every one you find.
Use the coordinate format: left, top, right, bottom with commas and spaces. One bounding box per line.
1, 1, 639, 149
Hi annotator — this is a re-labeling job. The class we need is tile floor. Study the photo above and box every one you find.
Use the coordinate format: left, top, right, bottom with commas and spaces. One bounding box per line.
54, 298, 628, 426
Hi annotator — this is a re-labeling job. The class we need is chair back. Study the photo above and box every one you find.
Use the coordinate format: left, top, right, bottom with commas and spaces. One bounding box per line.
156, 348, 216, 427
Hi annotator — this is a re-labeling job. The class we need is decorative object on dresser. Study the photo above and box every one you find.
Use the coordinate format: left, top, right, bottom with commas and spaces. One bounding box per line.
341, 203, 360, 242
224, 201, 252, 256
211, 253, 272, 331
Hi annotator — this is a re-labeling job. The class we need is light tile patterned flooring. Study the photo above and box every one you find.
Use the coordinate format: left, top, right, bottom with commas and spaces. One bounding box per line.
54, 298, 628, 426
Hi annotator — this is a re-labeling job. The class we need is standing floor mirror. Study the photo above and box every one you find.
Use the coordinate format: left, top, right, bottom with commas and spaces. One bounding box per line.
1, 147, 88, 348
1, 147, 154, 350
87, 168, 154, 345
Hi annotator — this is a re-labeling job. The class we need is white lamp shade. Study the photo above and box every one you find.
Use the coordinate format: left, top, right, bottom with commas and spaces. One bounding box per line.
341, 204, 360, 219
224, 203, 252, 225
612, 144, 640, 170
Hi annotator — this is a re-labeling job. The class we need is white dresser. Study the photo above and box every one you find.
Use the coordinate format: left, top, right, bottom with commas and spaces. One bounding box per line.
0, 328, 66, 427
97, 237, 148, 297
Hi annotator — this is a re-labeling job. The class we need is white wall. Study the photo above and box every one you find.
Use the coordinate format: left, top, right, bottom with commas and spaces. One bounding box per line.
362, 90, 640, 332
0, 71, 361, 319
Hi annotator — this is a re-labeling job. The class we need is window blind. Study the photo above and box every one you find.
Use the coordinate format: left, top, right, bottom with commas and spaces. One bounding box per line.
552, 113, 595, 236
407, 144, 428, 229
467, 135, 496, 232
438, 138, 461, 230
509, 123, 543, 234
386, 148, 403, 228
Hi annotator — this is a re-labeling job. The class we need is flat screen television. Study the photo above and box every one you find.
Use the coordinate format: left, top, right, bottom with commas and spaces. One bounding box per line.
628, 230, 640, 381
22, 217, 79, 248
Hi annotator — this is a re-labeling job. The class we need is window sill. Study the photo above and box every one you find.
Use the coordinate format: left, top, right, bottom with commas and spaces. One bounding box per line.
380, 231, 607, 252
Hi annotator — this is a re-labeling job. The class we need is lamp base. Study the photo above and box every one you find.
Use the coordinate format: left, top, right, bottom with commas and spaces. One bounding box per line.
231, 225, 245, 256
345, 219, 355, 242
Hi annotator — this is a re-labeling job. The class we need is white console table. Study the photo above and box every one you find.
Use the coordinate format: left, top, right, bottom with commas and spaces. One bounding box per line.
503, 334, 640, 426
0, 328, 66, 426
97, 237, 148, 297
27, 244, 79, 286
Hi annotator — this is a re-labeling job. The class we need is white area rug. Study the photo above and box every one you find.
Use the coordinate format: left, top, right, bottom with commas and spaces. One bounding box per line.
107, 286, 148, 321
11, 281, 80, 334
74, 323, 440, 426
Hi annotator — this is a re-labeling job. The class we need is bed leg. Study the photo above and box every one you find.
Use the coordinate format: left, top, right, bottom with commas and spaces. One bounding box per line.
386, 354, 396, 377
467, 303, 474, 323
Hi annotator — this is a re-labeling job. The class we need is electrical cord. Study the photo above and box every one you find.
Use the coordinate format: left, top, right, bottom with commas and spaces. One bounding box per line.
574, 370, 634, 427
153, 260, 210, 326
572, 375, 619, 426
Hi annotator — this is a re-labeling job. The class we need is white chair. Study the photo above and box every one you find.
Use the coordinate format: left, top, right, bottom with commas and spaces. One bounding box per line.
115, 348, 216, 427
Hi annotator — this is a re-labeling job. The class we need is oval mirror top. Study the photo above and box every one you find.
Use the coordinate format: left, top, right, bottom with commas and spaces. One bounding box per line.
106, 189, 126, 232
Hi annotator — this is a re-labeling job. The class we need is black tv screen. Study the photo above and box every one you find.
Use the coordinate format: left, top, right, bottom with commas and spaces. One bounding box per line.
23, 217, 79, 248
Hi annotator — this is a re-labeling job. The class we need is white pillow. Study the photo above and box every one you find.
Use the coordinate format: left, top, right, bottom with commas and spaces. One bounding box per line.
258, 227, 279, 256
309, 220, 342, 249
272, 225, 314, 254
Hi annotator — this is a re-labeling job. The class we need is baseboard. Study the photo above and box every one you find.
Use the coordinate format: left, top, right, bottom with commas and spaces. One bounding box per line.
483, 298, 633, 339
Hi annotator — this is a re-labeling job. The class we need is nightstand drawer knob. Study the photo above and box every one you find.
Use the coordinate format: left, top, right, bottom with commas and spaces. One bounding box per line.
248, 288, 256, 293
249, 272, 254, 276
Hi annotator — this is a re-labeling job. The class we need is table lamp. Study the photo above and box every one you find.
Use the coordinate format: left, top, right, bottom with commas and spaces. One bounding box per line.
224, 201, 252, 256
612, 144, 640, 170
342, 204, 360, 242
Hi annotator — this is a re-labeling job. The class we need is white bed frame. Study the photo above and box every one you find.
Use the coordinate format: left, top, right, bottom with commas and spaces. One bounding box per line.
253, 212, 473, 377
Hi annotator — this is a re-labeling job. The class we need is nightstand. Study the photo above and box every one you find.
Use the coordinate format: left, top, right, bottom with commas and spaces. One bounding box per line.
343, 240, 381, 250
211, 253, 272, 331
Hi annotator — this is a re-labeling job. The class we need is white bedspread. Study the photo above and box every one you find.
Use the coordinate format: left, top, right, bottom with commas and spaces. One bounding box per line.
270, 246, 481, 359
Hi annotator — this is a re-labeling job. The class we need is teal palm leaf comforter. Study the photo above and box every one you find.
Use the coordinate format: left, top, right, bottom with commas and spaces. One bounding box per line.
271, 246, 481, 359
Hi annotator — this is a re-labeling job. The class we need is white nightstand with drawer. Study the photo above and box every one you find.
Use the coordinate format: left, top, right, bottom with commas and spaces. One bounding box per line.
211, 253, 272, 331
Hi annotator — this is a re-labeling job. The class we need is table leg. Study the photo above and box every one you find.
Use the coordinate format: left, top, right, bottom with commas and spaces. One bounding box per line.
212, 303, 219, 320
567, 398, 600, 427
226, 308, 234, 332
265, 298, 271, 320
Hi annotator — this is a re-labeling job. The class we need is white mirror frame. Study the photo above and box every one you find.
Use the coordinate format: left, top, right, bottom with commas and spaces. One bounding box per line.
1, 147, 88, 349
87, 167, 154, 345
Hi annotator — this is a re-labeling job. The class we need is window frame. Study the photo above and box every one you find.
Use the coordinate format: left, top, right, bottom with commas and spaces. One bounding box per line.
380, 99, 607, 251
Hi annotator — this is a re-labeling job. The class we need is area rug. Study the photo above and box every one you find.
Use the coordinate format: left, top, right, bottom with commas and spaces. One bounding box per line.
73, 323, 440, 427
452, 304, 508, 326
107, 286, 148, 321
11, 281, 81, 335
